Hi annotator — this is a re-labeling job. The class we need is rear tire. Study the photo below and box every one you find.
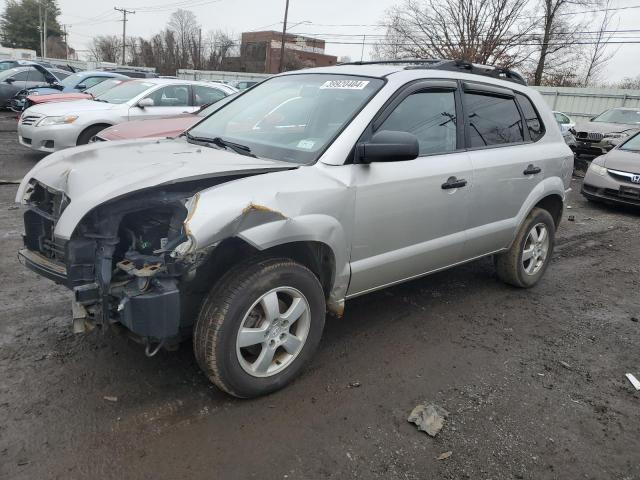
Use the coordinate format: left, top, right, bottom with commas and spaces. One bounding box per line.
193, 257, 326, 398
77, 125, 108, 145
495, 207, 555, 288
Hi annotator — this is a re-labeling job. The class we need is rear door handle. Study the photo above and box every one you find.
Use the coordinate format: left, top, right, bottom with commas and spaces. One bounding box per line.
524, 164, 542, 175
441, 176, 468, 190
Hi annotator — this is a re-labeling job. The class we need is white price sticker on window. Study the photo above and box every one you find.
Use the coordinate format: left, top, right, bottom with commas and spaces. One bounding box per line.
319, 80, 370, 90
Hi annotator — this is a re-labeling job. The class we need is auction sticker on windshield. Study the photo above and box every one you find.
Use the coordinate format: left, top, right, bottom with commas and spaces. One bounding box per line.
320, 80, 370, 90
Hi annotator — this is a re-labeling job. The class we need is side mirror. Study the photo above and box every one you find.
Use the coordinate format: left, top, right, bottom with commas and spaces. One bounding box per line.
137, 98, 154, 108
76, 83, 87, 91
356, 130, 419, 164
5, 77, 15, 84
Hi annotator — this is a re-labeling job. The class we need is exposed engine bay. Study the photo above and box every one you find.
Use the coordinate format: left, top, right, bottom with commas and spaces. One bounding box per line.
19, 178, 242, 353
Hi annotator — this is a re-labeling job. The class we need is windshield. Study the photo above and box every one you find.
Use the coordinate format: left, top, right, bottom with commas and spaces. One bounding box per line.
619, 133, 640, 152
0, 62, 16, 71
188, 74, 383, 164
95, 80, 154, 104
86, 78, 125, 97
593, 109, 640, 125
59, 72, 85, 87
196, 94, 237, 117
0, 68, 22, 81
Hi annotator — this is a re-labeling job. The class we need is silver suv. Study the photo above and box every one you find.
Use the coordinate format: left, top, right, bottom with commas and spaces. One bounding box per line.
16, 60, 573, 397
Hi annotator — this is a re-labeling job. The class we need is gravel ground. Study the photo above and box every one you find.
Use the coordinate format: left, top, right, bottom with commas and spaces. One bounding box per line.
0, 111, 639, 480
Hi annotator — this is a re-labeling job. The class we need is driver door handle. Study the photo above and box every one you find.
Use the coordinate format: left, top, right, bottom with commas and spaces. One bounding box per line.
523, 164, 542, 175
441, 176, 468, 190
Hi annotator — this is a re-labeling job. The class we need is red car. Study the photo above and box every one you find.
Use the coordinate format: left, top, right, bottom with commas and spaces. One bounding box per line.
18, 79, 131, 118
95, 94, 237, 141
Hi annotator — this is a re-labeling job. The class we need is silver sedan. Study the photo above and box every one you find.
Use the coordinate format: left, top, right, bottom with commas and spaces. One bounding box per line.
17, 78, 237, 153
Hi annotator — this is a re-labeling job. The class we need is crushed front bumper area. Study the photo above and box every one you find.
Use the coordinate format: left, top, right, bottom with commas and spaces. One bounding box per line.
18, 248, 67, 283
20, 244, 184, 340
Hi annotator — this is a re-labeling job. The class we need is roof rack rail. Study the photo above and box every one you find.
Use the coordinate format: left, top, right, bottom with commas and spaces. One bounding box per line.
339, 59, 527, 86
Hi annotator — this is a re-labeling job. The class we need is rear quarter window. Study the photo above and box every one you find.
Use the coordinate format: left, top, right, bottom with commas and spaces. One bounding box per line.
516, 93, 545, 141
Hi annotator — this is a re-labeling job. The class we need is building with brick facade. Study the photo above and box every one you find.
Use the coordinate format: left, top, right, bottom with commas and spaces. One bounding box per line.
225, 31, 338, 74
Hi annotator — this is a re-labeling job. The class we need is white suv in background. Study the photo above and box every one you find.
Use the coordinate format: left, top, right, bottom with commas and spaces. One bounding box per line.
17, 78, 237, 152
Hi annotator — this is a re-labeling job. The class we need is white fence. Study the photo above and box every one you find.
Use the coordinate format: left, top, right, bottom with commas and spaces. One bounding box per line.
176, 69, 640, 126
177, 69, 270, 83
533, 86, 640, 125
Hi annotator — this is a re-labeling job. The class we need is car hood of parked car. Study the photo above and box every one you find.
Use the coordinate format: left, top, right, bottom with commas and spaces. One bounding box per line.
28, 87, 64, 95
577, 121, 640, 134
27, 92, 91, 104
16, 137, 297, 239
598, 148, 640, 170
27, 99, 118, 116
98, 115, 199, 140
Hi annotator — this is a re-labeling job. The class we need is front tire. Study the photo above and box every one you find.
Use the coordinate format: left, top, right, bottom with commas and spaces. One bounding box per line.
194, 257, 326, 398
77, 125, 108, 145
495, 207, 556, 288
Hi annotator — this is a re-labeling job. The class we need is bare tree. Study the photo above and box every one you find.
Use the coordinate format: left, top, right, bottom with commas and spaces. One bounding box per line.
582, 1, 617, 86
168, 9, 200, 68
532, 0, 602, 85
372, 0, 535, 68
617, 75, 640, 90
204, 30, 238, 70
89, 35, 121, 63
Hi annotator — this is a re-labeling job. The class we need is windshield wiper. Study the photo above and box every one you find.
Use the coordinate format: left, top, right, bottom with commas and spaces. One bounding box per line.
93, 98, 109, 103
185, 132, 256, 158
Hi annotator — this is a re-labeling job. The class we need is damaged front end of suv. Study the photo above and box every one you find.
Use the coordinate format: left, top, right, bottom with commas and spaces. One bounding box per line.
20, 179, 217, 353
14, 137, 312, 355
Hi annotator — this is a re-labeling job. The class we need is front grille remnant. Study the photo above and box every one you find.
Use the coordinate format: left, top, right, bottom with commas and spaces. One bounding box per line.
576, 131, 604, 142
23, 182, 70, 263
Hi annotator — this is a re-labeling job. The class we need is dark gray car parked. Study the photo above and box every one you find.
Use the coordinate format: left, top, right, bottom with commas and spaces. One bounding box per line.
0, 65, 69, 108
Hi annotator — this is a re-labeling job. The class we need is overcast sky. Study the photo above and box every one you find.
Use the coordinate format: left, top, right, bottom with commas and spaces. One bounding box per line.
2, 0, 640, 82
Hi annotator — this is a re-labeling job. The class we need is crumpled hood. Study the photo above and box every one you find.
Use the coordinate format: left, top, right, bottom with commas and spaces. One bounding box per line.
577, 121, 640, 134
16, 138, 296, 239
600, 148, 640, 172
27, 99, 116, 116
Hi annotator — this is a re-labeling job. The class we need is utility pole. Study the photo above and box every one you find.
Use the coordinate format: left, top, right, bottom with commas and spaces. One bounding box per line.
43, 5, 48, 58
114, 7, 135, 65
278, 0, 290, 73
38, 3, 43, 56
63, 24, 69, 60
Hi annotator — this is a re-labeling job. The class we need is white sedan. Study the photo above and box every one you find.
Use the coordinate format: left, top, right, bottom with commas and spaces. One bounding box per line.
18, 78, 237, 153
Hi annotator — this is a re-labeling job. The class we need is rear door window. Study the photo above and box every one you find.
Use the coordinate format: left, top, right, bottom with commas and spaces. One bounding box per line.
193, 85, 227, 106
465, 93, 524, 147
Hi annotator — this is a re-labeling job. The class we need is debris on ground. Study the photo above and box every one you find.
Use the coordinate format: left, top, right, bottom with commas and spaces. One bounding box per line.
568, 215, 575, 222
631, 317, 638, 323
625, 373, 640, 391
103, 396, 118, 402
436, 451, 453, 460
348, 381, 361, 388
408, 403, 449, 437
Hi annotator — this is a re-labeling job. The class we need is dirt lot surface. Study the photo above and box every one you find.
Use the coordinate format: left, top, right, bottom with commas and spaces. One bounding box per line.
0, 111, 639, 479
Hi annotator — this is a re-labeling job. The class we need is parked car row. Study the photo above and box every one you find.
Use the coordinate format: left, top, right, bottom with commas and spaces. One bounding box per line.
17, 78, 237, 152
